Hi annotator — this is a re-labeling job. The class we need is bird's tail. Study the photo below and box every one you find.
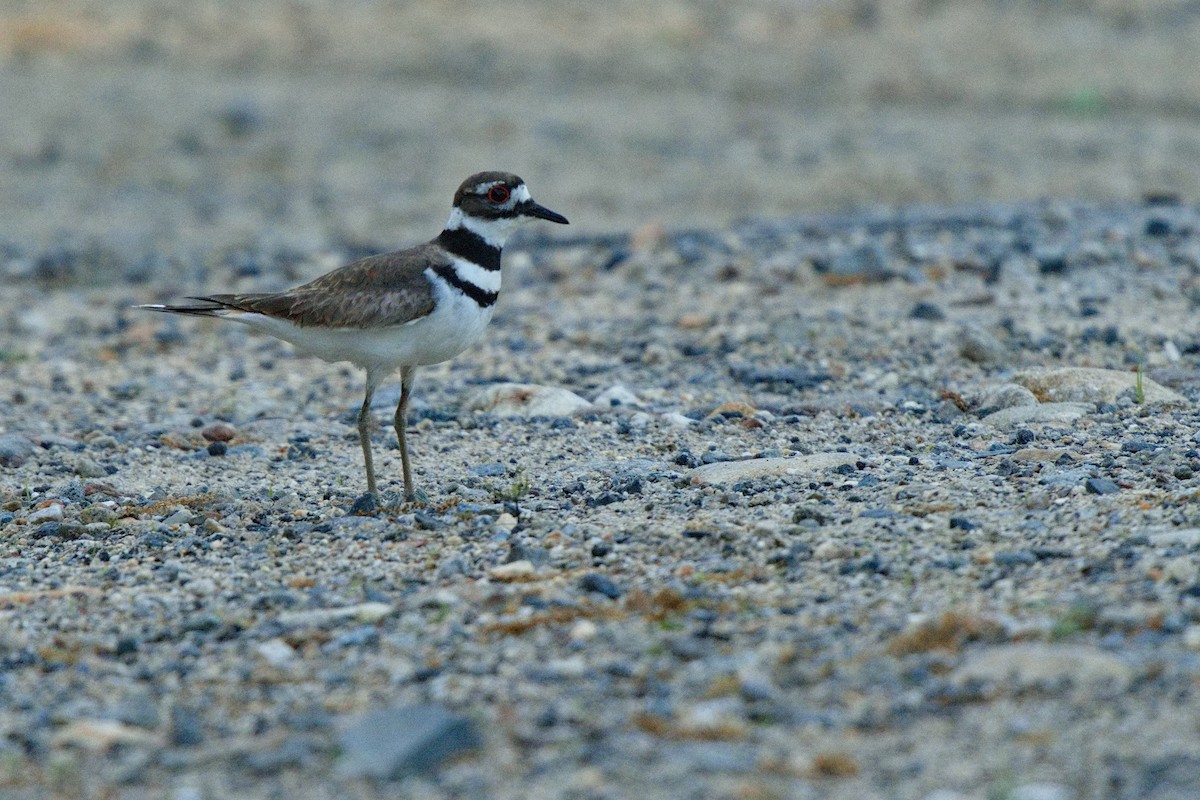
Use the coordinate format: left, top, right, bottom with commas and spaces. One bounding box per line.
135, 298, 235, 318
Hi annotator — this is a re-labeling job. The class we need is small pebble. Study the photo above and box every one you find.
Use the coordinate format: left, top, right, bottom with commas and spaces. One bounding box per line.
814, 540, 852, 560
490, 560, 536, 581
570, 619, 598, 641
73, 456, 108, 478
580, 572, 622, 599
0, 433, 35, 467
28, 503, 64, 523
169, 706, 204, 747
959, 325, 1007, 365
337, 704, 482, 779
910, 301, 946, 320
349, 493, 378, 515
1085, 477, 1120, 495
469, 462, 506, 477
200, 422, 236, 442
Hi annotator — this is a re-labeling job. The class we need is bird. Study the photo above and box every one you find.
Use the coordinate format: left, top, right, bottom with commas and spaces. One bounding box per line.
140, 171, 568, 503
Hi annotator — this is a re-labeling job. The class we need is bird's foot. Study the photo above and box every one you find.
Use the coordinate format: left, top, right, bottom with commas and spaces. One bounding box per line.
404, 487, 430, 506
349, 492, 379, 515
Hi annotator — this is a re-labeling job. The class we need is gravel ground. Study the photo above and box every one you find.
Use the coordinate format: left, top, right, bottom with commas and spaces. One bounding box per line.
5, 200, 1200, 799
6, 2, 1200, 799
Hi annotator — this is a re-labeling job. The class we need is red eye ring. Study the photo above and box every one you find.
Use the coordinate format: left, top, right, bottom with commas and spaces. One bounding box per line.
486, 185, 510, 203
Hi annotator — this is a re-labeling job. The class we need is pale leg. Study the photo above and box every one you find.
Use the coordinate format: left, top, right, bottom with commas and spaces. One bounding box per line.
394, 366, 418, 501
357, 371, 379, 496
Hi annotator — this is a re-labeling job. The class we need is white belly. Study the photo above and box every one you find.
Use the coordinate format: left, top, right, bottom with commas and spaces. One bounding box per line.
233, 279, 495, 374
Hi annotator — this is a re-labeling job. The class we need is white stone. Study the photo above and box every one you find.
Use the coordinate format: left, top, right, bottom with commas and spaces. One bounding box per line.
570, 619, 598, 642
256, 638, 297, 667
543, 656, 587, 678
1182, 625, 1200, 651
1163, 557, 1197, 584
814, 540, 853, 560
276, 602, 394, 627
53, 719, 155, 751
27, 504, 64, 523
489, 560, 536, 581
676, 698, 747, 736
465, 383, 592, 417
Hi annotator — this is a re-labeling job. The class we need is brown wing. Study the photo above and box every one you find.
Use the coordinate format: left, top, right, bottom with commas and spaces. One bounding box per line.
197, 246, 444, 329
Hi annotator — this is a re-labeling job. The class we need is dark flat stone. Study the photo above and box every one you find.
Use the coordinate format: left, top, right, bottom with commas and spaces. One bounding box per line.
337, 704, 482, 779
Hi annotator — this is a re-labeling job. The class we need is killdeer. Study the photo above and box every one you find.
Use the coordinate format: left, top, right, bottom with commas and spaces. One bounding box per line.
141, 171, 568, 502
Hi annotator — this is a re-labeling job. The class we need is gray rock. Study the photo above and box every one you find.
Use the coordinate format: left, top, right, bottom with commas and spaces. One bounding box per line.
28, 502, 65, 524
580, 572, 622, 599
1085, 477, 1120, 495
823, 241, 893, 280
112, 693, 160, 731
959, 325, 1007, 365
1013, 367, 1187, 406
690, 453, 857, 486
1038, 466, 1094, 488
981, 402, 1092, 428
348, 493, 377, 515
162, 509, 192, 525
1145, 528, 1200, 548
168, 705, 204, 747
242, 737, 312, 775
976, 383, 1039, 415
469, 462, 507, 477
910, 301, 946, 321
667, 741, 757, 773
931, 399, 966, 423
337, 704, 482, 779
994, 550, 1036, 567
436, 556, 469, 580
276, 602, 394, 628
507, 542, 550, 566
73, 456, 109, 478
0, 433, 35, 467
592, 384, 643, 408
953, 643, 1132, 690
1012, 783, 1074, 800
56, 479, 86, 504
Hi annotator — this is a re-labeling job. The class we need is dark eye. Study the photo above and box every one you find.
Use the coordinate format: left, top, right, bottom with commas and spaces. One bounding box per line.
486, 185, 510, 203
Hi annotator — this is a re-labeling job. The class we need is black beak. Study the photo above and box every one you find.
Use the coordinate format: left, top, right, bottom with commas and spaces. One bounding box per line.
521, 200, 569, 225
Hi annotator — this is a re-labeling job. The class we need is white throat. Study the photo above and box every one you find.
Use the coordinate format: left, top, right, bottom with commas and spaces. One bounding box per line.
444, 207, 523, 249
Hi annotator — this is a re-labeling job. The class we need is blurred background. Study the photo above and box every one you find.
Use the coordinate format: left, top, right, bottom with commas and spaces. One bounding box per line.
2, 0, 1199, 282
